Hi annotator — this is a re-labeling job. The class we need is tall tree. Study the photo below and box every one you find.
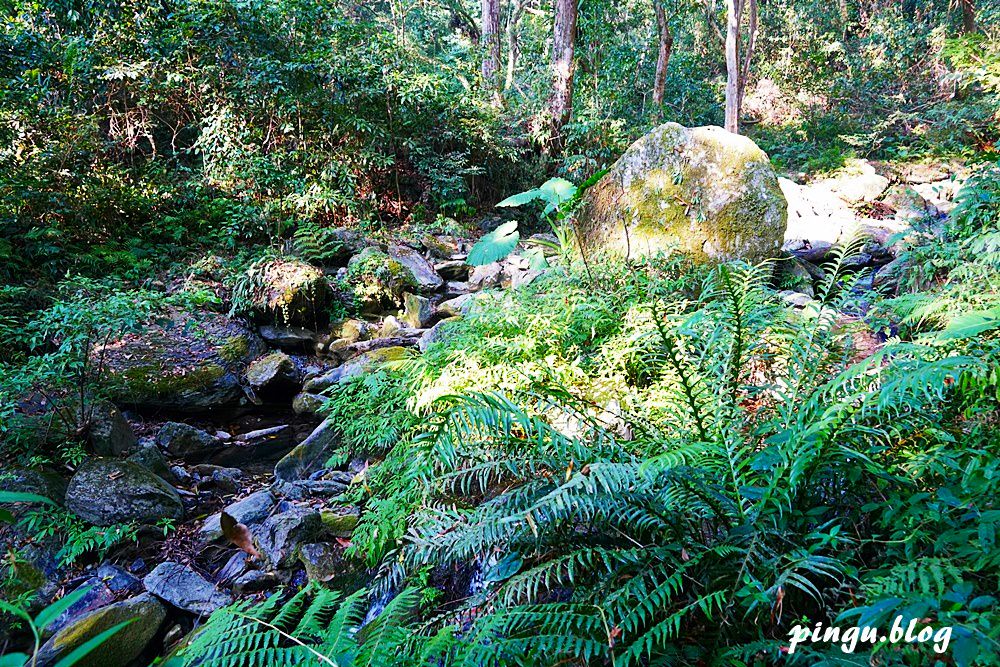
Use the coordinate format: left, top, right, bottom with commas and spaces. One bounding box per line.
548, 0, 578, 152
960, 0, 978, 34
723, 0, 757, 134
481, 0, 502, 98
652, 1, 675, 111
505, 0, 531, 92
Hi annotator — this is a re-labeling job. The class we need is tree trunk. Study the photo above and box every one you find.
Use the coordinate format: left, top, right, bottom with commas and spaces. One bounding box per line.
548, 0, 578, 152
652, 2, 673, 110
724, 0, 741, 133
481, 0, 502, 96
961, 0, 977, 34
505, 0, 529, 91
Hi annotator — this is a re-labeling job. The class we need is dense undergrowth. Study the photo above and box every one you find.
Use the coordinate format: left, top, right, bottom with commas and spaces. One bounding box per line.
166, 163, 1000, 666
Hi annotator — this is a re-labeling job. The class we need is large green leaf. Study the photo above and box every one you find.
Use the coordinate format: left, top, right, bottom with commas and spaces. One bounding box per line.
935, 310, 1000, 341
496, 178, 577, 216
35, 586, 95, 632
467, 221, 520, 267
0, 491, 58, 507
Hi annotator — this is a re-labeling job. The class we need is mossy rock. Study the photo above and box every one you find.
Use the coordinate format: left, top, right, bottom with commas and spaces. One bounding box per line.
65, 459, 183, 526
245, 351, 300, 400
97, 309, 264, 413
346, 247, 418, 312
246, 258, 333, 327
35, 593, 166, 667
574, 123, 787, 263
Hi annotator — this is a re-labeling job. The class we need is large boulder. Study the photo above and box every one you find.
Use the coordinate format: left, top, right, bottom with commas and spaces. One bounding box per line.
574, 123, 787, 263
245, 352, 300, 401
86, 401, 137, 457
156, 422, 220, 458
96, 310, 265, 413
346, 247, 418, 312
35, 593, 166, 667
243, 258, 333, 327
66, 459, 183, 526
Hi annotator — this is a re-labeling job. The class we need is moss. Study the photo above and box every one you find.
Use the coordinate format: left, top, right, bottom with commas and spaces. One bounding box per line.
320, 511, 359, 536
346, 248, 417, 311
219, 335, 251, 362
116, 362, 226, 400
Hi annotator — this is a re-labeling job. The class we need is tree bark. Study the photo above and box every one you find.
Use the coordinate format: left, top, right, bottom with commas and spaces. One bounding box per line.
724, 0, 741, 133
548, 0, 578, 152
505, 0, 529, 91
481, 0, 502, 96
961, 0, 977, 34
652, 1, 674, 111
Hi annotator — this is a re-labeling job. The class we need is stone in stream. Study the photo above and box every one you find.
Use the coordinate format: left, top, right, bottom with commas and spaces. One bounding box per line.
244, 258, 333, 327
881, 184, 939, 222
97, 310, 264, 414
258, 324, 318, 350
401, 292, 434, 328
143, 562, 232, 615
245, 351, 301, 401
127, 441, 176, 483
255, 505, 323, 568
35, 593, 166, 667
46, 564, 142, 636
388, 244, 444, 293
434, 259, 470, 281
207, 424, 297, 467
65, 459, 183, 526
156, 422, 220, 458
575, 123, 787, 263
86, 400, 137, 457
273, 472, 353, 500
199, 489, 277, 542
273, 419, 340, 482
292, 392, 326, 416
468, 262, 503, 290
302, 347, 409, 393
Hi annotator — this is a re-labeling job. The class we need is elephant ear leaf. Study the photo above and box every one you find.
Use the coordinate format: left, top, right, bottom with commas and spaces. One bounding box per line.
536, 177, 577, 215
467, 221, 520, 267
496, 188, 542, 208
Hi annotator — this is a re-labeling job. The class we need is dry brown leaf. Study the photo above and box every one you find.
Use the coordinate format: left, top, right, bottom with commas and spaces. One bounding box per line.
220, 511, 262, 560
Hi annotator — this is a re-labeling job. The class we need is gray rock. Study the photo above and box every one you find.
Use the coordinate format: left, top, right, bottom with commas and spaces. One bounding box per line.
255, 505, 323, 568
199, 489, 276, 542
298, 543, 344, 582
169, 465, 192, 486
437, 293, 476, 317
259, 325, 318, 350
575, 123, 787, 263
35, 593, 166, 667
418, 317, 460, 352
468, 263, 503, 290
788, 239, 835, 265
779, 290, 815, 308
208, 425, 296, 467
66, 459, 183, 526
86, 401, 137, 457
273, 473, 352, 500
156, 422, 219, 458
389, 244, 444, 292
292, 392, 326, 416
47, 564, 142, 636
378, 315, 403, 337
143, 562, 232, 615
232, 569, 281, 594
274, 419, 340, 482
245, 351, 300, 400
434, 260, 470, 281
401, 292, 434, 328
302, 347, 409, 393
127, 442, 174, 483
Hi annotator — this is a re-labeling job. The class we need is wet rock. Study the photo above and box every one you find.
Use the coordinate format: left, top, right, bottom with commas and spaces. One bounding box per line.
86, 401, 137, 457
434, 260, 470, 281
47, 564, 142, 636
156, 422, 219, 458
320, 509, 359, 537
259, 324, 318, 351
244, 258, 333, 328
274, 419, 340, 483
66, 459, 183, 526
298, 543, 344, 582
199, 489, 276, 542
786, 239, 834, 265
438, 293, 476, 317
401, 292, 434, 328
144, 562, 232, 615
779, 290, 815, 308
389, 244, 444, 293
292, 392, 326, 416
98, 310, 264, 413
208, 425, 297, 467
575, 123, 787, 263
35, 593, 166, 667
273, 473, 352, 500
255, 505, 323, 567
245, 352, 300, 401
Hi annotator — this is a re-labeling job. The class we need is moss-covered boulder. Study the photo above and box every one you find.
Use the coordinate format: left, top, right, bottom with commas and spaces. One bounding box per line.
65, 459, 183, 526
244, 258, 333, 327
97, 310, 264, 413
346, 247, 418, 312
245, 351, 300, 401
574, 123, 787, 263
35, 593, 166, 667
274, 418, 339, 482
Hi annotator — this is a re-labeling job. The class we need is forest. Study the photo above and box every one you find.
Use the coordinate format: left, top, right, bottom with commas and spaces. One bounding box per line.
1, 0, 999, 665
